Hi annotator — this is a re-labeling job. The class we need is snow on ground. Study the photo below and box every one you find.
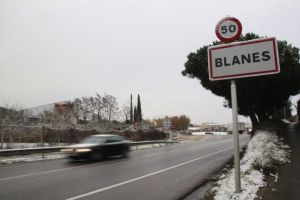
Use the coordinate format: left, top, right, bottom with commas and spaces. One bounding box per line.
191, 132, 227, 136
213, 131, 290, 200
0, 143, 67, 164
1, 143, 67, 149
0, 154, 65, 164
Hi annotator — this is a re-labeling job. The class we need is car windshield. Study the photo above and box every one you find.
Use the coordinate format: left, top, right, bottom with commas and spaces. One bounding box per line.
80, 136, 106, 144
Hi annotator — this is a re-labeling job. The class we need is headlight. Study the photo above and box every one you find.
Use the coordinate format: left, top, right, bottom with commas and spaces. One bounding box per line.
61, 148, 73, 152
75, 148, 91, 153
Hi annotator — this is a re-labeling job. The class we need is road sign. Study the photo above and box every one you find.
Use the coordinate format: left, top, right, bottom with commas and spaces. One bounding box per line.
215, 17, 242, 43
163, 116, 171, 130
208, 37, 280, 81
211, 16, 280, 193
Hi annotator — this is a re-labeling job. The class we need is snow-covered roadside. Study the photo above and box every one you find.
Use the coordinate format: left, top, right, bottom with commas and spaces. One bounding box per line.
0, 143, 67, 164
213, 131, 290, 200
0, 154, 65, 164
1, 143, 67, 149
192, 132, 228, 136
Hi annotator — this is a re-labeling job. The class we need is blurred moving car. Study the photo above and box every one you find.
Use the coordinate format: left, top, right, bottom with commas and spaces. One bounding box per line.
61, 134, 130, 161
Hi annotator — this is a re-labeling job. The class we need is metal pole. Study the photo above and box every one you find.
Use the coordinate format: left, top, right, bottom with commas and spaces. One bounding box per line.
42, 126, 45, 159
0, 120, 3, 149
231, 80, 241, 193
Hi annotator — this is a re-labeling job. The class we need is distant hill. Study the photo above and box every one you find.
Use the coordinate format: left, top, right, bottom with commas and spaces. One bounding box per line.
24, 103, 55, 117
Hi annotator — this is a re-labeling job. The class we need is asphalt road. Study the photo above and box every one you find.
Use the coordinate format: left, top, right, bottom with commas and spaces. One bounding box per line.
0, 135, 250, 200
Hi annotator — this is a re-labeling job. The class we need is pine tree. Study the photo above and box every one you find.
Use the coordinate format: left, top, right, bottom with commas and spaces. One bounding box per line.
130, 94, 133, 124
137, 94, 142, 122
134, 106, 137, 123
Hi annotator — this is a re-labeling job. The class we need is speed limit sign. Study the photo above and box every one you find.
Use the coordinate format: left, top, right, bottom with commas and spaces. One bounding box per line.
215, 17, 242, 43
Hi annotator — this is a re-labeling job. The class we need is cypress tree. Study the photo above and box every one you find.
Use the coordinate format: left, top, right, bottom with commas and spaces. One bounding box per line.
130, 94, 133, 124
137, 94, 142, 122
134, 106, 137, 123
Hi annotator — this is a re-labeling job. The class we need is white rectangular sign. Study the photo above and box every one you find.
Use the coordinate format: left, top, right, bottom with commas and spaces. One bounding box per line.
208, 37, 280, 81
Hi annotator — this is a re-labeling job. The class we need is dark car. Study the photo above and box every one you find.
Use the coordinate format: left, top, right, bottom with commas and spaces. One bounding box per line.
61, 134, 130, 161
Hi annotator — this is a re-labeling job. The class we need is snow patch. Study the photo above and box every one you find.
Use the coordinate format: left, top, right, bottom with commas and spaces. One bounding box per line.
191, 132, 227, 136
213, 131, 290, 200
0, 154, 65, 164
1, 143, 67, 149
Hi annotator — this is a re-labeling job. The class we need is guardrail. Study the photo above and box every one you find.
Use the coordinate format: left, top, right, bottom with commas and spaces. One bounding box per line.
0, 140, 179, 157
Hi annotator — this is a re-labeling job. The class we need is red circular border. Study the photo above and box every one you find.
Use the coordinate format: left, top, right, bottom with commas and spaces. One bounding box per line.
215, 17, 242, 43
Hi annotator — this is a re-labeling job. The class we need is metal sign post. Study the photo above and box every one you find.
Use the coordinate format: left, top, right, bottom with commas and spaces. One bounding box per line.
0, 120, 3, 149
231, 80, 241, 192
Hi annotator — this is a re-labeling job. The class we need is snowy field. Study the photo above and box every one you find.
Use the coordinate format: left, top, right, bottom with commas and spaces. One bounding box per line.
213, 131, 290, 200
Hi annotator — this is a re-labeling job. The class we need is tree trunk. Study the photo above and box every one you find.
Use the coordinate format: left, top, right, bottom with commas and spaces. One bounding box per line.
248, 112, 259, 137
257, 111, 267, 123
249, 112, 259, 127
97, 112, 102, 122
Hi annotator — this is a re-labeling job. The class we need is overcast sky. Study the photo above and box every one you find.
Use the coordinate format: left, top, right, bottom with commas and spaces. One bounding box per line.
0, 0, 299, 124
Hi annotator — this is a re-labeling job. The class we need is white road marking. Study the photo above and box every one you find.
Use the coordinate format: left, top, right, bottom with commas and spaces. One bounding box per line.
65, 146, 233, 200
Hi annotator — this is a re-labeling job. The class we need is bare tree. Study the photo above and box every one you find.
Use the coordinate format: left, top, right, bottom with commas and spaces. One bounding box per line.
0, 104, 26, 145
90, 97, 97, 122
154, 118, 163, 128
40, 110, 73, 128
121, 104, 130, 123
170, 115, 190, 130
68, 93, 121, 125
1, 104, 26, 125
72, 98, 82, 124
71, 97, 92, 124
95, 93, 104, 122
102, 94, 119, 122
35, 102, 73, 128
81, 97, 92, 123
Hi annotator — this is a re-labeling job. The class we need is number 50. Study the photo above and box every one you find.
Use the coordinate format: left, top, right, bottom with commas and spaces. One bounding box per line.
221, 25, 237, 34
